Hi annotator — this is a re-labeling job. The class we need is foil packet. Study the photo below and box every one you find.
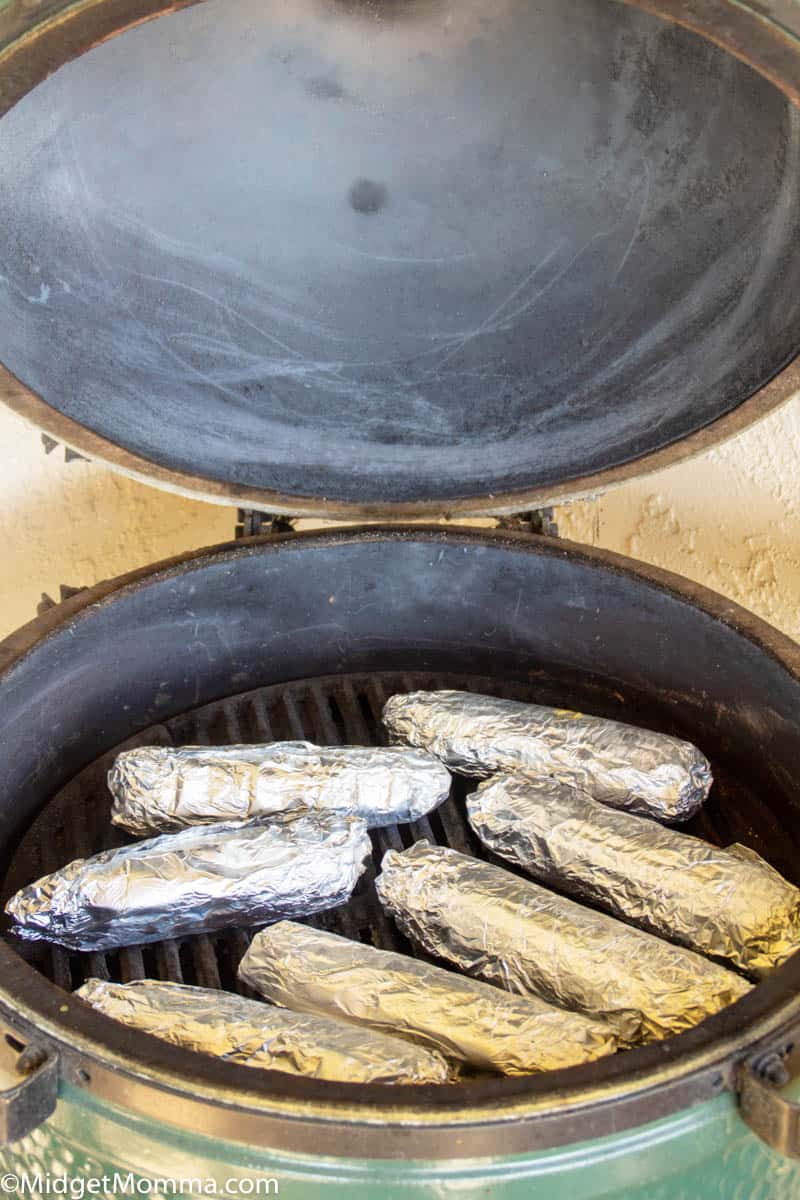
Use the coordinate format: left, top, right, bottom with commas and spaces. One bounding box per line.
6, 811, 370, 952
375, 841, 751, 1044
109, 742, 451, 837
382, 690, 712, 821
468, 775, 800, 978
238, 921, 617, 1075
76, 978, 449, 1084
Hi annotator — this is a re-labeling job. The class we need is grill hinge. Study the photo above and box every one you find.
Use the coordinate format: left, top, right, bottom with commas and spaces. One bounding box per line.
234, 509, 560, 539
0, 1030, 58, 1145
495, 508, 560, 537
235, 510, 296, 538
739, 1041, 800, 1157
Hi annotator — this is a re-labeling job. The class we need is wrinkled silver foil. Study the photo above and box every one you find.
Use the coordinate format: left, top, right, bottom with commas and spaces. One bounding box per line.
468, 776, 800, 978
6, 812, 371, 952
109, 742, 451, 837
382, 690, 712, 821
76, 978, 449, 1084
238, 920, 617, 1076
376, 841, 751, 1044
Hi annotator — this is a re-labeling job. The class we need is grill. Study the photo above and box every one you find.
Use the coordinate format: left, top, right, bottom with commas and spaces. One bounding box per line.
2, 0, 800, 1188
4, 667, 794, 1003
0, 526, 799, 1183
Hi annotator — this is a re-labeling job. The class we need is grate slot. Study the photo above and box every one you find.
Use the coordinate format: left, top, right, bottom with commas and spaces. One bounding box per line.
221, 701, 244, 744
281, 693, 308, 741
248, 695, 274, 741
362, 678, 389, 739
335, 681, 373, 745
118, 947, 146, 983
310, 683, 342, 746
433, 790, 478, 857
154, 939, 184, 985
47, 953, 69, 991
87, 952, 110, 982
182, 711, 217, 746
189, 935, 223, 990
405, 812, 437, 843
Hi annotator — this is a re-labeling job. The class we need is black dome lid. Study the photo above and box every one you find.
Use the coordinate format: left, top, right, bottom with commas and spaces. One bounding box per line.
1, 0, 799, 516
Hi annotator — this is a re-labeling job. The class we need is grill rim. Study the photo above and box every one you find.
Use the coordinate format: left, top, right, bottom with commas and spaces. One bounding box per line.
2, 525, 800, 1158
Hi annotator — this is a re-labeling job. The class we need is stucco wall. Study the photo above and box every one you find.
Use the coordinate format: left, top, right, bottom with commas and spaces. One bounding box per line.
0, 406, 233, 638
1, 396, 799, 642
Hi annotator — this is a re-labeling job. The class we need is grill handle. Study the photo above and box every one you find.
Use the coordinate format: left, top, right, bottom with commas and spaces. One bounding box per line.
0, 1026, 58, 1145
739, 1042, 800, 1157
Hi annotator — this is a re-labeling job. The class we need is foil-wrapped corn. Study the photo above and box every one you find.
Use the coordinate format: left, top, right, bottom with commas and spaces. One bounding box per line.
5, 812, 370, 952
376, 841, 750, 1044
468, 775, 800, 977
238, 921, 617, 1075
383, 690, 711, 821
109, 741, 451, 836
76, 978, 449, 1084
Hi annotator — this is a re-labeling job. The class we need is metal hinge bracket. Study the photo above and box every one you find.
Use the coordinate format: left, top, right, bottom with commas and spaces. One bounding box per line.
234, 508, 560, 539
0, 1034, 58, 1145
739, 1041, 800, 1157
235, 510, 296, 539
496, 508, 560, 537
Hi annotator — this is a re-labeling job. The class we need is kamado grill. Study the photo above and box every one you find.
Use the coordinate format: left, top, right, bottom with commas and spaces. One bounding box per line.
1, 0, 800, 1194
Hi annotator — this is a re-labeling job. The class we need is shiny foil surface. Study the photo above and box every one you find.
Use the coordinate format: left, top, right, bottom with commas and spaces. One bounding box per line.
5, 812, 371, 952
238, 921, 617, 1075
76, 978, 449, 1084
382, 690, 712, 821
109, 741, 451, 836
375, 841, 751, 1044
468, 775, 800, 977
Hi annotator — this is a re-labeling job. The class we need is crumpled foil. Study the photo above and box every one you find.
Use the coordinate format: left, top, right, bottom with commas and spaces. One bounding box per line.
382, 690, 712, 821
238, 920, 617, 1076
468, 775, 800, 978
76, 977, 449, 1084
375, 841, 751, 1044
109, 741, 451, 836
5, 812, 371, 952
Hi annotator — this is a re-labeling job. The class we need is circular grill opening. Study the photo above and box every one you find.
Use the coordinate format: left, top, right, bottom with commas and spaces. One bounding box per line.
0, 529, 799, 1142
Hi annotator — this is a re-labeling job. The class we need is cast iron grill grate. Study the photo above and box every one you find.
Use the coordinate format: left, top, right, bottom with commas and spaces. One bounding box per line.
0, 671, 783, 996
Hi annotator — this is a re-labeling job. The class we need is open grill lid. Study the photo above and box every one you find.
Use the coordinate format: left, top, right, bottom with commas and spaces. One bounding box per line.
0, 0, 799, 519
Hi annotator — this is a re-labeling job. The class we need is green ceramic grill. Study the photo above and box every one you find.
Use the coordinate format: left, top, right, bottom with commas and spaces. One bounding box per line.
0, 1, 800, 1195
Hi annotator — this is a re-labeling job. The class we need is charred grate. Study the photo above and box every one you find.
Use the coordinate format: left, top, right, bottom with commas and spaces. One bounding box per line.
0, 670, 785, 995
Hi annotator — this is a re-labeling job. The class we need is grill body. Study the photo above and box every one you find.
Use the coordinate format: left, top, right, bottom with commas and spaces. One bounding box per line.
0, 528, 799, 1193
1, 0, 800, 1191
1, 1084, 798, 1200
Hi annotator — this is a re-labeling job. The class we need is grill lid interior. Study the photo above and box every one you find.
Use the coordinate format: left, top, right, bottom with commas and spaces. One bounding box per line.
1, 0, 799, 515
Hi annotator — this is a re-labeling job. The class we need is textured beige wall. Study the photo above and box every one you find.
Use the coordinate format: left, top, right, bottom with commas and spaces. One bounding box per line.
556, 397, 800, 642
0, 406, 234, 637
1, 396, 799, 642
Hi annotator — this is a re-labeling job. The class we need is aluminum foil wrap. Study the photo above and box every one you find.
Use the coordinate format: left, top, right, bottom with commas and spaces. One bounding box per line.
109, 741, 451, 836
76, 978, 449, 1084
5, 811, 371, 952
468, 775, 800, 978
238, 921, 617, 1075
375, 841, 751, 1044
382, 690, 712, 821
